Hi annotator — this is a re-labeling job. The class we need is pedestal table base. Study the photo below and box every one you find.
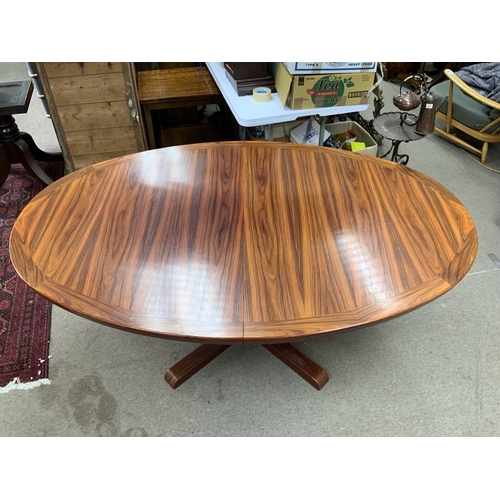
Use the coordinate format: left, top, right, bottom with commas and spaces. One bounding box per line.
0, 80, 63, 188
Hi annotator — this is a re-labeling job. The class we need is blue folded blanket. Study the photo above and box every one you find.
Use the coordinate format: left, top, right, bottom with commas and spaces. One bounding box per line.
456, 63, 500, 103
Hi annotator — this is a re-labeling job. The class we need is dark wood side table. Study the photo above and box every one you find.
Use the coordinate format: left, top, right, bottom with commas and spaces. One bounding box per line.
0, 80, 63, 188
137, 67, 225, 149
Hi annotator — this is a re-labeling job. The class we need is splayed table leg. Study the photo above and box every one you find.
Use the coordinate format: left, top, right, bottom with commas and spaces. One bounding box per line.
164, 344, 231, 389
263, 343, 329, 390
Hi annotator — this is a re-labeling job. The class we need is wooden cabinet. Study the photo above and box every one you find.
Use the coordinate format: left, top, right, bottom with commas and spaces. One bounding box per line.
35, 62, 147, 171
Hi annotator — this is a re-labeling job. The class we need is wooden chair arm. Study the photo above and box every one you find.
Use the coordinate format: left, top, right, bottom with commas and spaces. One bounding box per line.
444, 69, 500, 111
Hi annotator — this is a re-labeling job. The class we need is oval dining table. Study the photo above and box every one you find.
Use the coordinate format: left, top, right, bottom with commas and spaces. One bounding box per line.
9, 141, 478, 390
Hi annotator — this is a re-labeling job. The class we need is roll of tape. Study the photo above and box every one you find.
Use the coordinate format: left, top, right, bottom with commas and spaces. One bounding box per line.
253, 87, 271, 103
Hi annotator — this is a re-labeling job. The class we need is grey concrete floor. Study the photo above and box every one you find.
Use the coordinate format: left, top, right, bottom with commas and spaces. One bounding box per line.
1, 62, 500, 438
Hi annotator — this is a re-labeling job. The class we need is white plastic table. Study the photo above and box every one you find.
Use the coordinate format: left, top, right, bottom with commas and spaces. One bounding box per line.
206, 62, 369, 143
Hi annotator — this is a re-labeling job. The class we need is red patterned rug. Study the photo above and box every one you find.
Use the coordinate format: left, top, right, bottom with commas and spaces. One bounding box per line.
0, 161, 64, 388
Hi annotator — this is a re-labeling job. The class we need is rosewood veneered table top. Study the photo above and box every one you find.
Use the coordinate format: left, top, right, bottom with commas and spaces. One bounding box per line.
10, 141, 478, 388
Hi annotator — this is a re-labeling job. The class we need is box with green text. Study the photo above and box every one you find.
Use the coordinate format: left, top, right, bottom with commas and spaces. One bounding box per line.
275, 62, 375, 110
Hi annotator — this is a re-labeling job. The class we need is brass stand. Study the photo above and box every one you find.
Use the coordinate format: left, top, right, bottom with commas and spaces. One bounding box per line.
373, 112, 423, 165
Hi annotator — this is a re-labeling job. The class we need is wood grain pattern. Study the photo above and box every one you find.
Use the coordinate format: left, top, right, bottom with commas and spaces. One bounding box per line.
137, 67, 221, 104
10, 142, 478, 345
71, 151, 139, 171
43, 62, 123, 78
137, 67, 224, 149
47, 72, 129, 106
37, 62, 146, 172
53, 100, 132, 131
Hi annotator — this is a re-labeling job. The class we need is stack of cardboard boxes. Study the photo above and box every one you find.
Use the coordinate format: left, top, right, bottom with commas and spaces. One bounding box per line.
247, 62, 379, 156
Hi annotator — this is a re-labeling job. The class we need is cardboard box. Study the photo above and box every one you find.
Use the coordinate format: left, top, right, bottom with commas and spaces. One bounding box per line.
245, 119, 309, 142
275, 62, 375, 111
290, 118, 324, 146
324, 120, 378, 157
246, 118, 378, 156
284, 62, 377, 74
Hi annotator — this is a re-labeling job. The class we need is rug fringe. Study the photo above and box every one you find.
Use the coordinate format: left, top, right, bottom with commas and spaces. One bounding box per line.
0, 378, 51, 394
